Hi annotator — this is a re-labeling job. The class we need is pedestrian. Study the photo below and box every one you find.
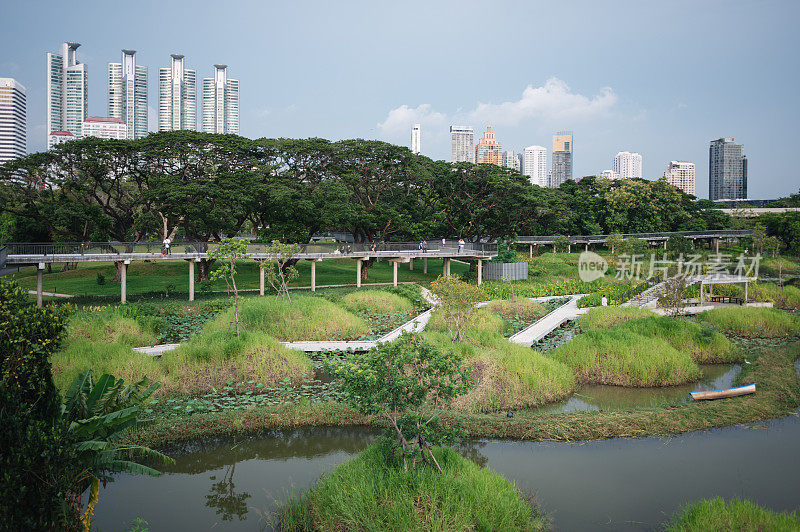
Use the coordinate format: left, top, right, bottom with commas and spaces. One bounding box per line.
422, 240, 428, 252
601, 296, 608, 306
441, 237, 446, 251
458, 238, 465, 254
163, 236, 171, 255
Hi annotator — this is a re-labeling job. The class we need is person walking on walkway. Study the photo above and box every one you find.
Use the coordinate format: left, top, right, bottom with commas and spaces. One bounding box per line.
441, 237, 446, 252
163, 237, 171, 255
458, 238, 465, 254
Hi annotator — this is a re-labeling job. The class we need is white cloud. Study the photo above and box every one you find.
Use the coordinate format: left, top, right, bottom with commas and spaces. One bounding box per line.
377, 104, 446, 139
465, 78, 617, 127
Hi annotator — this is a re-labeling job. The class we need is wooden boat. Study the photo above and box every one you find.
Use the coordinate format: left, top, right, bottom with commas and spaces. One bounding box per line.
690, 383, 755, 401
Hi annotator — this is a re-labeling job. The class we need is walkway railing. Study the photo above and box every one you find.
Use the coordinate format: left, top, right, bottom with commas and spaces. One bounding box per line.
515, 230, 753, 245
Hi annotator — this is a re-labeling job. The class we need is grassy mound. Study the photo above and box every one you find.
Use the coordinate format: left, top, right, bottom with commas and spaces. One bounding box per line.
339, 289, 413, 315
206, 295, 369, 341
281, 443, 544, 531
749, 282, 800, 310
428, 308, 507, 337
615, 316, 737, 364
696, 307, 800, 338
666, 497, 800, 531
425, 330, 574, 412
65, 309, 159, 347
483, 297, 547, 323
52, 331, 313, 395
577, 306, 655, 331
548, 328, 702, 386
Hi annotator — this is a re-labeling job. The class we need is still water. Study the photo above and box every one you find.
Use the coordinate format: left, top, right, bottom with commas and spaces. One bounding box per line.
93, 365, 799, 531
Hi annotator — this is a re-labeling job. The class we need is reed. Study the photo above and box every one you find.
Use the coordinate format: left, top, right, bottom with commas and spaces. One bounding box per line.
665, 497, 800, 531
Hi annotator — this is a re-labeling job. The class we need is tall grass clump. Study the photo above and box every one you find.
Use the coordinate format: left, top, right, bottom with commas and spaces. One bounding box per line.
748, 282, 800, 310
65, 309, 159, 347
666, 497, 800, 531
615, 316, 738, 364
483, 297, 547, 323
696, 307, 800, 338
577, 306, 655, 331
425, 330, 575, 412
548, 328, 702, 386
339, 289, 413, 315
279, 443, 545, 531
159, 331, 313, 393
428, 308, 506, 337
206, 295, 369, 341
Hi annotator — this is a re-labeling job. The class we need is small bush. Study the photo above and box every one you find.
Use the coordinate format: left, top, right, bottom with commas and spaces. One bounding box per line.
696, 307, 800, 338
548, 328, 702, 387
578, 306, 655, 331
666, 497, 800, 531
96, 272, 106, 285
280, 443, 545, 531
340, 289, 412, 315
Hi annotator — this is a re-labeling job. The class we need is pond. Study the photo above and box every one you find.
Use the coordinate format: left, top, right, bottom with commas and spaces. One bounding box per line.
94, 365, 799, 531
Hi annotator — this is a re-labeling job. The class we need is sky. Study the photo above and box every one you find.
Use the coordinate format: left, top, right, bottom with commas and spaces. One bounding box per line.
2, 0, 799, 199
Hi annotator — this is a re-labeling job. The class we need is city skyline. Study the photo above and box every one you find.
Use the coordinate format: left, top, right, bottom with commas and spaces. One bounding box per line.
0, 1, 798, 198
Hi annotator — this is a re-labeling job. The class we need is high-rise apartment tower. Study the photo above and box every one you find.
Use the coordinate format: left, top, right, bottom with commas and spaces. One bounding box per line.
202, 65, 239, 134
159, 54, 197, 132
551, 131, 573, 187
0, 78, 26, 164
46, 42, 88, 148
450, 125, 474, 163
523, 145, 547, 187
664, 161, 696, 196
411, 123, 420, 154
709, 138, 747, 200
612, 151, 643, 179
475, 126, 503, 166
108, 50, 148, 139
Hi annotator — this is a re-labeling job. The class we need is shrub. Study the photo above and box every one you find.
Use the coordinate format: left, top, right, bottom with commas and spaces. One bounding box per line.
280, 443, 544, 531
483, 297, 547, 324
578, 306, 655, 331
696, 307, 800, 338
430, 275, 487, 342
428, 308, 506, 337
340, 289, 413, 315
748, 282, 800, 310
96, 272, 106, 285
666, 497, 800, 531
548, 328, 702, 386
206, 295, 369, 341
65, 309, 159, 347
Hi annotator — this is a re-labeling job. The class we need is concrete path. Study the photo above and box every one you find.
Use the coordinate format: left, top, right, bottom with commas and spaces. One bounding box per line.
27, 290, 73, 298
133, 343, 181, 357
508, 294, 588, 347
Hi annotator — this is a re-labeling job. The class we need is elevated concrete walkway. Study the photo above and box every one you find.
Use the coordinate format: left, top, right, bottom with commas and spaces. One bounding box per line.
509, 294, 588, 347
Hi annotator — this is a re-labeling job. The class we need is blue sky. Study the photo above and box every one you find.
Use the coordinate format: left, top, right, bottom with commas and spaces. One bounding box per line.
2, 0, 798, 199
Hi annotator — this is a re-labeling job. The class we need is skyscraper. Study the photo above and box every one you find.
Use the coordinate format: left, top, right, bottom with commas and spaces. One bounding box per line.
0, 78, 26, 164
108, 50, 148, 139
612, 151, 643, 179
159, 54, 197, 132
502, 150, 519, 171
523, 145, 547, 187
46, 42, 88, 148
709, 138, 747, 200
411, 123, 420, 154
450, 126, 474, 163
664, 161, 696, 196
202, 65, 239, 134
475, 126, 503, 166
551, 131, 573, 187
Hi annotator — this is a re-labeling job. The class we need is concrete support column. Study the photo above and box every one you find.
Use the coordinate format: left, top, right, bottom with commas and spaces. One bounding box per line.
259, 262, 265, 296
311, 260, 317, 292
393, 261, 398, 287
36, 263, 44, 308
188, 260, 195, 301
700, 282, 704, 303
443, 258, 451, 277
585, 243, 589, 252
745, 281, 748, 302
553, 243, 556, 254
120, 261, 129, 304
477, 259, 483, 286
423, 257, 427, 274
356, 259, 362, 288
409, 258, 413, 271
568, 244, 571, 253
663, 240, 667, 250
715, 238, 720, 253
529, 244, 533, 258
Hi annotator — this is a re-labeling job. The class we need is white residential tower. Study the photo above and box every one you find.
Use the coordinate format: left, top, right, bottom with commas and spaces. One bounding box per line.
523, 145, 547, 187
202, 64, 239, 134
46, 42, 88, 148
108, 50, 148, 139
664, 161, 696, 196
0, 78, 27, 163
411, 123, 420, 154
612, 151, 643, 179
158, 54, 197, 131
449, 125, 474, 163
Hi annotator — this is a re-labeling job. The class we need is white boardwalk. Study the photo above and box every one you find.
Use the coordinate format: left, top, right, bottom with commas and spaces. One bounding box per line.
508, 294, 588, 347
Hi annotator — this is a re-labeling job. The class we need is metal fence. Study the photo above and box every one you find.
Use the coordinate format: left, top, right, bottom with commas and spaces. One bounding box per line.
515, 230, 753, 245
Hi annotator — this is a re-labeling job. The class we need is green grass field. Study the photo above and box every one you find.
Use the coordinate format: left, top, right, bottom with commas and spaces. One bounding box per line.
665, 497, 800, 531
11, 257, 468, 300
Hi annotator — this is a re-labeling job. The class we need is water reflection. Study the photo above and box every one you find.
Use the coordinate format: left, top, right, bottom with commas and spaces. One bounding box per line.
205, 463, 250, 521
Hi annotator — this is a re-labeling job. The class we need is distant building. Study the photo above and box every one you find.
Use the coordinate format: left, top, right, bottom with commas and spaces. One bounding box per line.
600, 169, 620, 179
709, 138, 747, 201
159, 54, 197, 132
82, 116, 127, 140
612, 151, 643, 179
0, 78, 26, 164
108, 49, 148, 139
202, 64, 239, 134
411, 123, 420, 154
502, 150, 518, 171
663, 161, 696, 196
46, 42, 88, 148
47, 130, 74, 147
475, 126, 503, 166
450, 125, 474, 163
551, 131, 573, 187
523, 145, 547, 187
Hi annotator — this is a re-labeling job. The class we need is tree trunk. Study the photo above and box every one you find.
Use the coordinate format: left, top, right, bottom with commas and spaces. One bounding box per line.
360, 258, 375, 281
197, 258, 215, 281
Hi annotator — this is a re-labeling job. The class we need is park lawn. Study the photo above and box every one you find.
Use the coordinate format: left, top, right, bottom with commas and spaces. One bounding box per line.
11, 257, 467, 298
